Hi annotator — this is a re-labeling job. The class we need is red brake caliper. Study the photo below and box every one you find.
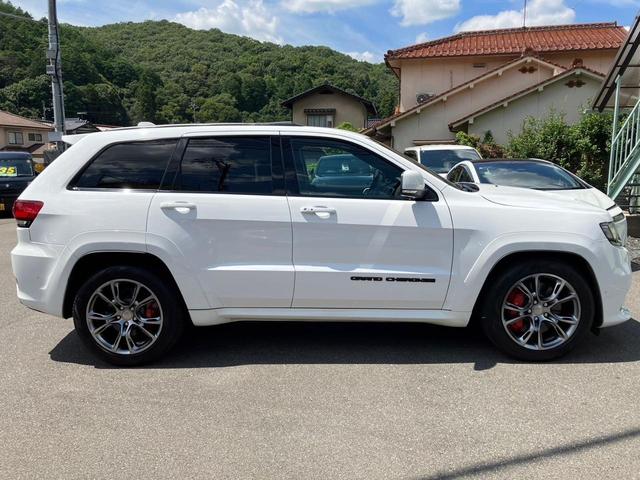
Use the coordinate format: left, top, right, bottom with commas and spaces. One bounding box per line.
506, 289, 527, 334
145, 301, 159, 319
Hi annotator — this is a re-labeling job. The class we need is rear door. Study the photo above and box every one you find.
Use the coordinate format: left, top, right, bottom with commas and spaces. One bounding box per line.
283, 135, 453, 310
147, 133, 293, 309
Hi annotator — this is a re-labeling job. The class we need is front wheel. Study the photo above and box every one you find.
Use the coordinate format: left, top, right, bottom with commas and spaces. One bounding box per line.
72, 266, 185, 366
481, 260, 595, 361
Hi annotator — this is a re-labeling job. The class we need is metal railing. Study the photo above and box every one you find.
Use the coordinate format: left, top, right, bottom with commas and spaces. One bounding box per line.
608, 76, 640, 203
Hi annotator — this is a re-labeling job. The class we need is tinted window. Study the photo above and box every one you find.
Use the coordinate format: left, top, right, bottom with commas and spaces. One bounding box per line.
404, 150, 418, 161
175, 137, 272, 194
75, 140, 177, 189
475, 161, 585, 190
289, 138, 402, 199
419, 149, 481, 174
459, 167, 473, 183
447, 166, 462, 182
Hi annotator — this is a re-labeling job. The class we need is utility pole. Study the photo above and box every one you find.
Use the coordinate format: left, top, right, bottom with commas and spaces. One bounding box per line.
47, 0, 66, 152
523, 0, 528, 28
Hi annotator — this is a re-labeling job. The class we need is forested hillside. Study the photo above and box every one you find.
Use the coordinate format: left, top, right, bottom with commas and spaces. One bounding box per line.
0, 1, 397, 126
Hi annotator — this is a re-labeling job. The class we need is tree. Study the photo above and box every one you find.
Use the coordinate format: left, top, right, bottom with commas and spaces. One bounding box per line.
198, 94, 241, 123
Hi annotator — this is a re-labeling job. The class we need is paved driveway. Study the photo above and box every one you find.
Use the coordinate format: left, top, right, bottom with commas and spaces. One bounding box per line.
0, 219, 639, 480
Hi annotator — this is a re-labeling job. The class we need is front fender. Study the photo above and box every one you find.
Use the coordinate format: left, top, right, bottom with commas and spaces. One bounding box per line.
443, 231, 601, 314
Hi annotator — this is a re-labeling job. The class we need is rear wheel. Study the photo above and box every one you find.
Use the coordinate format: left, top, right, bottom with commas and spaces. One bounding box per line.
481, 260, 594, 361
72, 266, 185, 366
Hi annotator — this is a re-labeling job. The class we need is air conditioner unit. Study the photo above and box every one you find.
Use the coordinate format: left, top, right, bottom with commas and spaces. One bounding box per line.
416, 93, 433, 104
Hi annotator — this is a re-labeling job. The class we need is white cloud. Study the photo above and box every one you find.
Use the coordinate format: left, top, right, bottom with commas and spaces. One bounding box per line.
284, 0, 377, 13
174, 0, 283, 44
345, 51, 379, 62
415, 32, 429, 43
391, 0, 460, 26
456, 0, 575, 32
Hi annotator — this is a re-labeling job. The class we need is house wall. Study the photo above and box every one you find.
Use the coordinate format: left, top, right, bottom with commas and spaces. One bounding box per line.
467, 73, 602, 145
389, 61, 557, 151
0, 126, 51, 157
291, 92, 369, 129
397, 49, 617, 112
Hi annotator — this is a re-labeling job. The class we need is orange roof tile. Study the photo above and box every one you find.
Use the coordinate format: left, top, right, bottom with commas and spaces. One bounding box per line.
386, 23, 627, 60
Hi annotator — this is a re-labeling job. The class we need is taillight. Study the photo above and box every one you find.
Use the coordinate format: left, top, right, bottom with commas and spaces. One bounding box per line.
13, 200, 43, 227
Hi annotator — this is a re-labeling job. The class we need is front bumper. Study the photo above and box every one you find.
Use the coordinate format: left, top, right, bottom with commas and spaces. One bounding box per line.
596, 242, 633, 328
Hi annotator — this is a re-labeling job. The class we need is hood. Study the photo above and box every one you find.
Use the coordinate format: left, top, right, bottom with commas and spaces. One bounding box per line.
543, 187, 616, 210
477, 184, 606, 214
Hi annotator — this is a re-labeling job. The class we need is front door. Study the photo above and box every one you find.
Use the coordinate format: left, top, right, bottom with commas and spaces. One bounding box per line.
283, 135, 453, 310
147, 134, 293, 309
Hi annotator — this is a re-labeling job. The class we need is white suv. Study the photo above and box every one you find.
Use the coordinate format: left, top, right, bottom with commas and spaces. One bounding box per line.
11, 125, 632, 365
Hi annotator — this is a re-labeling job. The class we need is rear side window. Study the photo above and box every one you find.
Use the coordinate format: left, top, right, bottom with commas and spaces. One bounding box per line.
174, 137, 273, 194
73, 140, 177, 190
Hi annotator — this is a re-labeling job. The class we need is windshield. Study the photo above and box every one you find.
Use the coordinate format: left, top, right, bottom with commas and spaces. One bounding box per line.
0, 158, 34, 177
419, 149, 481, 174
475, 161, 585, 190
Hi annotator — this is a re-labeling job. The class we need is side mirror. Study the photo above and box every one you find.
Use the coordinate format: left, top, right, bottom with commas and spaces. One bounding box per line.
401, 170, 428, 200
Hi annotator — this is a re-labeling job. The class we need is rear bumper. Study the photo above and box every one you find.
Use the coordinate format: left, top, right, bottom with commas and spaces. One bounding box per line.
11, 229, 65, 317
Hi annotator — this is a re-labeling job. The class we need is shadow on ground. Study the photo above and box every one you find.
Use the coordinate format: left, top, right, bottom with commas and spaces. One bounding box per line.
413, 426, 640, 479
49, 317, 640, 370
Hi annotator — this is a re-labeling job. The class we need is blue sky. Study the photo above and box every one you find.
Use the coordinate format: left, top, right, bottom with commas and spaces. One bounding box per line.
12, 0, 640, 62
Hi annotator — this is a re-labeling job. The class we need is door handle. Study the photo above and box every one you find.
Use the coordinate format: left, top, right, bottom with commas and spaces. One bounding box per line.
160, 201, 196, 211
301, 206, 336, 214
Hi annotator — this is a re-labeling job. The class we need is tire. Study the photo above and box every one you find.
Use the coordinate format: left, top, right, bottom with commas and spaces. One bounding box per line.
72, 265, 185, 366
480, 259, 595, 361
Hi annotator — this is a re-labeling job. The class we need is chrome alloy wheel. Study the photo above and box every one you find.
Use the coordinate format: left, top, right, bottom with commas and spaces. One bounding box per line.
86, 279, 163, 355
501, 273, 581, 351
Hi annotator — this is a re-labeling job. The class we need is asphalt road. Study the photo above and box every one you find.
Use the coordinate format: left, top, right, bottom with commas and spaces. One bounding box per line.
0, 218, 639, 480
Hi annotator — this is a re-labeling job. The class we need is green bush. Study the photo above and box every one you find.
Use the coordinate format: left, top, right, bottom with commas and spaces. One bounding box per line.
455, 130, 506, 158
506, 111, 612, 191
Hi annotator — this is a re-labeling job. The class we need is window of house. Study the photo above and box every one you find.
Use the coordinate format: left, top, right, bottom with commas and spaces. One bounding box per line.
288, 137, 402, 199
306, 114, 334, 128
28, 133, 43, 142
175, 136, 273, 194
8, 132, 23, 145
73, 140, 177, 190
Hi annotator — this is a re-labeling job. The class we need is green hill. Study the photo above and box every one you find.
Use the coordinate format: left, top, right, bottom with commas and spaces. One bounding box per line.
0, 1, 397, 126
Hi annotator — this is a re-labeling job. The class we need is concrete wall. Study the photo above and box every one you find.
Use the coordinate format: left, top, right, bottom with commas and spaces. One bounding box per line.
290, 92, 369, 129
397, 49, 617, 112
467, 73, 602, 145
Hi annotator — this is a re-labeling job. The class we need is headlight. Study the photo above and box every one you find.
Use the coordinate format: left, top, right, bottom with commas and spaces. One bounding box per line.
600, 219, 625, 247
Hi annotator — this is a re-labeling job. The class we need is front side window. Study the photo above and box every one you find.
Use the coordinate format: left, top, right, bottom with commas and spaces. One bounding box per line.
288, 137, 402, 199
8, 132, 23, 145
73, 140, 177, 190
175, 136, 273, 194
307, 114, 334, 128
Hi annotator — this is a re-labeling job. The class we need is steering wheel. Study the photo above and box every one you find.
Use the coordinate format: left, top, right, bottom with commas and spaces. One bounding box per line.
363, 171, 401, 198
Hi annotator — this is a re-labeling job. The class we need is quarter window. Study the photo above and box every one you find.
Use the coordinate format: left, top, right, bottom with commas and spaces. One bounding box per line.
288, 137, 402, 199
459, 167, 473, 182
73, 140, 177, 190
175, 137, 273, 194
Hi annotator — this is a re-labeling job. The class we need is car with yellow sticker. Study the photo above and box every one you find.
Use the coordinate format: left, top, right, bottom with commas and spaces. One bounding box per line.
0, 152, 38, 216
